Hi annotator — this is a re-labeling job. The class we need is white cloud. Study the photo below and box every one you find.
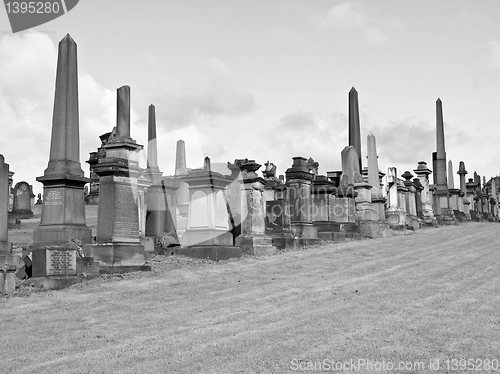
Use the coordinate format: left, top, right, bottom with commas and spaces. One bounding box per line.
312, 1, 403, 44
487, 40, 500, 70
272, 28, 302, 43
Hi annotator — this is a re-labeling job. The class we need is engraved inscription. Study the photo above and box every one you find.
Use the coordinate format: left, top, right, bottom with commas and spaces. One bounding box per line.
45, 190, 62, 206
113, 183, 139, 239
46, 249, 76, 276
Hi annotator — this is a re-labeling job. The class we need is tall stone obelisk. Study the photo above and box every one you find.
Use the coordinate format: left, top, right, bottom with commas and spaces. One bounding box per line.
366, 132, 386, 221
34, 34, 91, 245
432, 98, 455, 223
175, 140, 189, 217
349, 87, 362, 172
84, 86, 149, 273
145, 105, 179, 242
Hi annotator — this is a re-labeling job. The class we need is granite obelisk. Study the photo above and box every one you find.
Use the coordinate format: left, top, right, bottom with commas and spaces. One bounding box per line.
34, 34, 91, 245
145, 104, 179, 242
175, 140, 189, 217
349, 87, 362, 172
366, 132, 386, 221
432, 98, 454, 223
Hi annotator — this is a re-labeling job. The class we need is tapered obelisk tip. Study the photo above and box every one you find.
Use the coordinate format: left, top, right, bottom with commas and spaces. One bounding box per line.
116, 85, 131, 138
175, 139, 186, 173
436, 97, 446, 159
146, 104, 159, 172
348, 86, 362, 171
61, 33, 76, 44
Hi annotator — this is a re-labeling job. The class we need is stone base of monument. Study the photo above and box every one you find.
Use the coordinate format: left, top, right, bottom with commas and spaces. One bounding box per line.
83, 243, 150, 274
453, 210, 467, 222
29, 246, 82, 290
313, 221, 346, 243
33, 224, 92, 246
235, 234, 277, 256
28, 276, 82, 290
174, 245, 242, 261
76, 256, 100, 279
408, 216, 421, 230
0, 241, 13, 252
180, 230, 233, 247
290, 223, 318, 239
436, 208, 457, 225
10, 209, 34, 219
358, 221, 390, 239
266, 233, 297, 250
0, 269, 17, 295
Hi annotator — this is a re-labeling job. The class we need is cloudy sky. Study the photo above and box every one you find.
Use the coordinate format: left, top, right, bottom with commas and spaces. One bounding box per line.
1, 0, 499, 195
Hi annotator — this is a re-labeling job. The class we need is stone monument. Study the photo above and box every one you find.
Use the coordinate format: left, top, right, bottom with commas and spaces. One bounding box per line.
176, 157, 241, 260
432, 98, 455, 224
175, 140, 190, 217
83, 85, 149, 273
145, 105, 179, 246
457, 161, 471, 220
349, 87, 362, 171
33, 34, 91, 245
10, 181, 34, 219
233, 159, 276, 256
285, 157, 319, 245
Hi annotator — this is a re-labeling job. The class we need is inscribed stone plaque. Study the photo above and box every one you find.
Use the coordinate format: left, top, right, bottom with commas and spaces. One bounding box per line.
113, 182, 140, 241
46, 249, 76, 276
190, 190, 209, 228
45, 189, 62, 206
312, 195, 328, 221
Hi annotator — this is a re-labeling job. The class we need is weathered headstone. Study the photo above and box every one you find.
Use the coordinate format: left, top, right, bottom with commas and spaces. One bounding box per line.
33, 35, 91, 246
11, 181, 34, 219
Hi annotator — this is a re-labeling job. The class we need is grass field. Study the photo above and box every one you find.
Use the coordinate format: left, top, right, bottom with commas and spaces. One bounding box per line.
1, 218, 500, 373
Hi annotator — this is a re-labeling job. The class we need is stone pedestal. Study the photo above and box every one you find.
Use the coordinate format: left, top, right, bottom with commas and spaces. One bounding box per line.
145, 177, 179, 245
233, 160, 276, 256
285, 157, 319, 244
265, 188, 296, 250
386, 168, 406, 229
401, 171, 420, 229
414, 161, 437, 226
311, 176, 344, 242
177, 165, 240, 260
29, 246, 82, 289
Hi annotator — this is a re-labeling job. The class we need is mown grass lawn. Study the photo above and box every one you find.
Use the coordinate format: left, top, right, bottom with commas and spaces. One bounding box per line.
1, 221, 500, 373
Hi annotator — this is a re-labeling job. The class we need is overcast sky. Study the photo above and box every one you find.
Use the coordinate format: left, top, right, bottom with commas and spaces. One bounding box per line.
1, 0, 499, 195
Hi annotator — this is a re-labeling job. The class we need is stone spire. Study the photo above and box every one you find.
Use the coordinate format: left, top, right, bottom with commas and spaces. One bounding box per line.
367, 132, 381, 198
175, 140, 187, 174
349, 87, 362, 171
436, 98, 446, 159
147, 104, 159, 171
116, 85, 131, 138
45, 34, 84, 177
448, 160, 455, 189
